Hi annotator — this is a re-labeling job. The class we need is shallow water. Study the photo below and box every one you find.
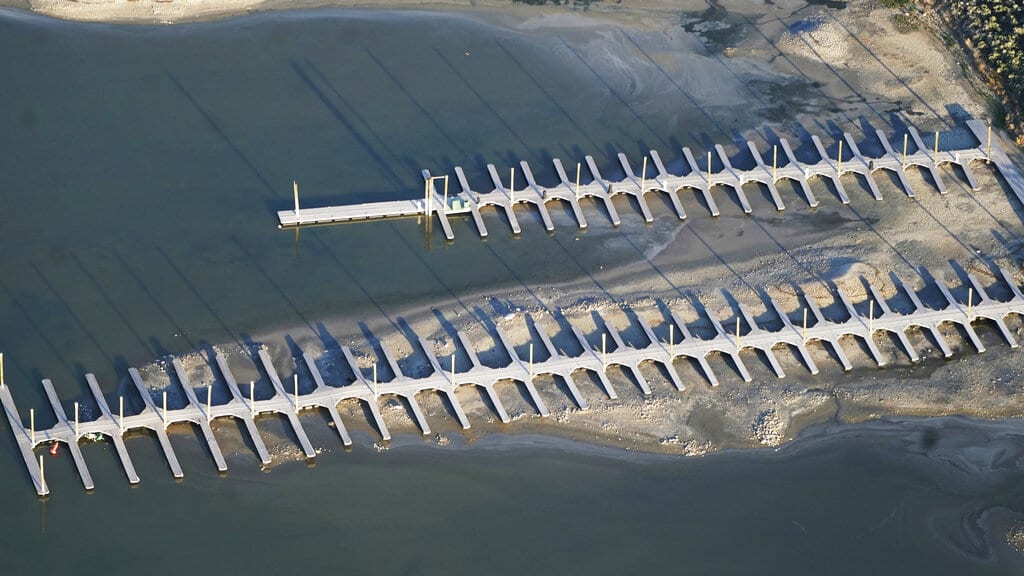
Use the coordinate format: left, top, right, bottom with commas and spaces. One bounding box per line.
3, 418, 1024, 574
0, 8, 733, 404
2, 7, 1023, 573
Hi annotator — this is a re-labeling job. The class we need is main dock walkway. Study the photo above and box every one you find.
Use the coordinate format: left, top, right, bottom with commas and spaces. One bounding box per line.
4, 265, 1023, 496
277, 120, 1024, 239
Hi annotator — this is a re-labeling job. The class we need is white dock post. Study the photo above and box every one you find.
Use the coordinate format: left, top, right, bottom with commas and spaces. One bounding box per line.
443, 175, 449, 214
0, 352, 4, 387
293, 374, 299, 413
869, 300, 875, 332
249, 381, 254, 415
575, 162, 581, 197
451, 354, 456, 384
30, 408, 34, 444
934, 131, 939, 160
74, 401, 79, 437
968, 287, 974, 319
707, 151, 712, 182
987, 123, 992, 162
163, 390, 167, 422
669, 324, 675, 357
293, 181, 300, 214
641, 156, 647, 193
838, 140, 843, 173
736, 317, 741, 347
373, 363, 378, 397
803, 308, 808, 341
424, 179, 430, 215
510, 167, 515, 204
119, 396, 124, 432
529, 343, 534, 379
772, 145, 777, 179
601, 333, 607, 369
902, 134, 908, 168
206, 385, 212, 421
39, 455, 45, 495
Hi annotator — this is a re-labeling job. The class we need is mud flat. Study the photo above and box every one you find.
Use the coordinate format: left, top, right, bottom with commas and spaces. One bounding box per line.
155, 135, 1024, 462
107, 0, 1024, 462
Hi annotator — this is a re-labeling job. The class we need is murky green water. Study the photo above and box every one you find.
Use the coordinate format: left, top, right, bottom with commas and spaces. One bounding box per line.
2, 7, 1024, 573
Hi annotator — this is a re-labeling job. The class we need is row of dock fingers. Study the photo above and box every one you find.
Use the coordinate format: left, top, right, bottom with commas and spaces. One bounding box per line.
4, 265, 1024, 495
417, 120, 1022, 240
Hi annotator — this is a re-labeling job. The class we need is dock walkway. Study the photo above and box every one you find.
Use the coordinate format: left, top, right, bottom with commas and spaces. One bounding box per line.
4, 265, 1023, 496
278, 120, 1024, 239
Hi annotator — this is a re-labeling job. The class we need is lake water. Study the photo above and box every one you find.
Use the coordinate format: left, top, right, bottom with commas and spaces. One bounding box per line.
1, 7, 1023, 573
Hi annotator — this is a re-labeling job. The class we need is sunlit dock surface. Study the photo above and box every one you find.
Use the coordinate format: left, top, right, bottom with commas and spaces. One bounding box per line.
4, 263, 1023, 496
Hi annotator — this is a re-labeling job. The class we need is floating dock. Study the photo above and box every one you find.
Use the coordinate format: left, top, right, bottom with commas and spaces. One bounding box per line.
3, 265, 1023, 496
277, 120, 1024, 239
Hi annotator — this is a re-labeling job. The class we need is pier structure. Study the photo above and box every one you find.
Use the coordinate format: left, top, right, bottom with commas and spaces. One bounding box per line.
3, 266, 1023, 496
277, 120, 1024, 238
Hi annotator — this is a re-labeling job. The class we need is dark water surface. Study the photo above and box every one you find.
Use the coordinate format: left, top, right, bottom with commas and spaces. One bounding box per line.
2, 8, 1024, 574
3, 419, 1024, 574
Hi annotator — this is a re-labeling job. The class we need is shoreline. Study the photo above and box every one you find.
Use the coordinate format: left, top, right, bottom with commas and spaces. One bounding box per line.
0, 0, 688, 26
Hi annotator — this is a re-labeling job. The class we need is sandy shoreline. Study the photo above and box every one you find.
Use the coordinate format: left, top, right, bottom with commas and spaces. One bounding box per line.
0, 0, 747, 27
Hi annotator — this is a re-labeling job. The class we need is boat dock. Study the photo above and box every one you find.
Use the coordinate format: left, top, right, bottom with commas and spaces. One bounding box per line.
3, 265, 1022, 496
277, 120, 1024, 239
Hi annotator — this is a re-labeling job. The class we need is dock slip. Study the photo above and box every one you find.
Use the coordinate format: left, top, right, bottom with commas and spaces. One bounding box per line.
4, 263, 1023, 496
277, 119, 1024, 239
